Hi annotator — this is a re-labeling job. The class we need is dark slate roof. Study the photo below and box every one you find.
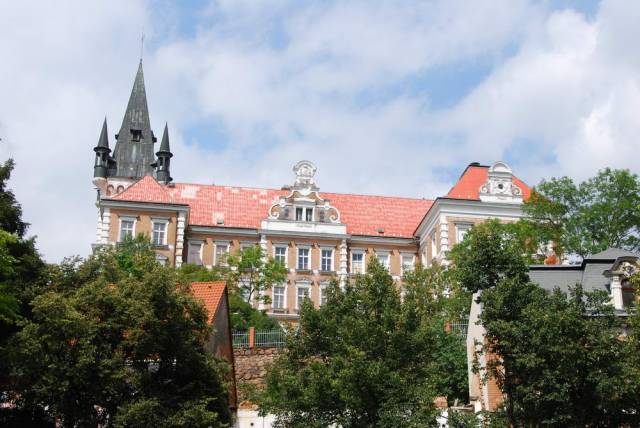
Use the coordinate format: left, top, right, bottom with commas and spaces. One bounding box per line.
586, 248, 639, 260
158, 122, 171, 153
529, 248, 639, 294
113, 60, 156, 178
96, 117, 110, 150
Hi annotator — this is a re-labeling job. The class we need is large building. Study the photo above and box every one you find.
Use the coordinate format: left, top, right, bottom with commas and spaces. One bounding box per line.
91, 62, 532, 321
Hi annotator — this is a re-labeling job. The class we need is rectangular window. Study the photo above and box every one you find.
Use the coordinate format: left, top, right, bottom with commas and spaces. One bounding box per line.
295, 207, 313, 222
274, 246, 287, 265
377, 252, 390, 270
456, 224, 472, 244
151, 222, 166, 246
401, 254, 415, 275
273, 286, 285, 309
215, 243, 229, 266
320, 286, 328, 306
431, 232, 438, 260
119, 219, 134, 241
351, 252, 364, 274
187, 241, 202, 265
321, 249, 333, 272
297, 248, 310, 270
296, 286, 310, 309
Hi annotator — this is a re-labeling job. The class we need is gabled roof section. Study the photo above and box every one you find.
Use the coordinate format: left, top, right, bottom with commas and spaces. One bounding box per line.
110, 175, 174, 204
586, 248, 639, 261
190, 281, 227, 323
447, 163, 531, 201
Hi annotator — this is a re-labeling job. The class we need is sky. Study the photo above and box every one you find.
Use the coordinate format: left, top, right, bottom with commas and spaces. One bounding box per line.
0, 0, 639, 262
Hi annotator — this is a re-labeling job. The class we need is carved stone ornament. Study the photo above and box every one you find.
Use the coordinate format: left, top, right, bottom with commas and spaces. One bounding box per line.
479, 161, 522, 202
267, 160, 341, 223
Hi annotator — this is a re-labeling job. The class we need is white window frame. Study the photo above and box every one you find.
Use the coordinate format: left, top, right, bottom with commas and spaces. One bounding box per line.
351, 250, 365, 274
295, 206, 314, 222
319, 281, 330, 306
214, 241, 230, 266
187, 240, 204, 266
297, 245, 311, 271
455, 223, 473, 244
150, 218, 168, 246
272, 283, 287, 310
118, 216, 137, 242
240, 241, 257, 251
295, 281, 311, 310
320, 247, 334, 272
273, 245, 288, 267
376, 250, 390, 271
401, 253, 415, 276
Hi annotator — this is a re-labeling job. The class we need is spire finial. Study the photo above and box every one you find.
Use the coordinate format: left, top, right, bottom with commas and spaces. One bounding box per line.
140, 28, 145, 62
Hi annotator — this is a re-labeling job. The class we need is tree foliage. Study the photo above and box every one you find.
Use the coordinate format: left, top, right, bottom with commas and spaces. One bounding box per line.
257, 260, 468, 427
453, 221, 639, 426
448, 219, 529, 293
4, 241, 232, 427
523, 168, 640, 259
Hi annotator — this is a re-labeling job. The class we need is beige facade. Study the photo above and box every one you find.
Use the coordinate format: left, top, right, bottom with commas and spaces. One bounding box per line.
94, 160, 529, 323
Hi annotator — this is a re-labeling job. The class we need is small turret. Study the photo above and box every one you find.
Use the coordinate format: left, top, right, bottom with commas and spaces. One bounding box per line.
93, 118, 111, 179
153, 123, 173, 184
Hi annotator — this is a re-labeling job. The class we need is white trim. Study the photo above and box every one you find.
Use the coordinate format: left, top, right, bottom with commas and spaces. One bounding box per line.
350, 249, 365, 274
400, 253, 415, 276
118, 216, 137, 242
273, 244, 288, 268
295, 281, 311, 309
272, 283, 287, 310
214, 241, 230, 266
187, 239, 204, 265
455, 222, 473, 245
151, 219, 169, 246
320, 247, 335, 272
375, 250, 390, 271
319, 281, 330, 306
296, 246, 311, 270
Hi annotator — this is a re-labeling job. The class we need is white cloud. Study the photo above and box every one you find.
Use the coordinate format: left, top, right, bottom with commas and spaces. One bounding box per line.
0, 0, 639, 262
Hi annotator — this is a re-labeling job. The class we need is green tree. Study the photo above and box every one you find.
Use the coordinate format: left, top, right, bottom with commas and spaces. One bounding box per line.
257, 260, 453, 427
523, 168, 640, 259
480, 280, 636, 426
225, 245, 287, 305
223, 246, 286, 330
448, 219, 529, 293
4, 242, 232, 427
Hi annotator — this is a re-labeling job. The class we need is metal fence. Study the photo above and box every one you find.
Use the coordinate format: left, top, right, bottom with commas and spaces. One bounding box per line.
450, 318, 469, 337
232, 329, 287, 348
255, 329, 287, 347
232, 330, 250, 348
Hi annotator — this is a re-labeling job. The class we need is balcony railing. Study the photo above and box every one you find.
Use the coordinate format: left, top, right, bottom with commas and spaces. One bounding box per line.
232, 328, 287, 349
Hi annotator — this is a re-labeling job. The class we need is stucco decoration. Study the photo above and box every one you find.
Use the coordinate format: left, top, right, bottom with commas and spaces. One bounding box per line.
479, 161, 523, 203
268, 160, 341, 223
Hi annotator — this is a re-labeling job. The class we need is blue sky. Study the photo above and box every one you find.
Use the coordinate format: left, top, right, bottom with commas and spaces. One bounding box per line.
0, 0, 639, 261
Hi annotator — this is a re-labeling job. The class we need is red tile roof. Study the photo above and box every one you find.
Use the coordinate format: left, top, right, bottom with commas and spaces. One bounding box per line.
446, 165, 531, 200
190, 281, 227, 323
111, 177, 433, 238
109, 164, 529, 238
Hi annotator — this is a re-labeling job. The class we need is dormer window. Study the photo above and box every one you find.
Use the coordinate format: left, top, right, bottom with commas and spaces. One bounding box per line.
295, 207, 313, 222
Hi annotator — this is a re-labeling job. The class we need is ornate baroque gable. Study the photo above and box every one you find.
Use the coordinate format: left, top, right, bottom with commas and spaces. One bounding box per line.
268, 160, 341, 224
479, 161, 523, 203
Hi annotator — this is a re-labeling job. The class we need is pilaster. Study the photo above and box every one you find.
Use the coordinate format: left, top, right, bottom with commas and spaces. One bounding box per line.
339, 239, 348, 289
175, 212, 186, 268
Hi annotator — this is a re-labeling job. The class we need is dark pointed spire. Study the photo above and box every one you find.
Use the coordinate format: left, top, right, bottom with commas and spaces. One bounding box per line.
93, 117, 111, 178
154, 122, 173, 184
159, 122, 171, 153
113, 60, 157, 178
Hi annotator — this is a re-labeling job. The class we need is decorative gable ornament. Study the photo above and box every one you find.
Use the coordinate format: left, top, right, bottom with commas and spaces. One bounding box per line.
268, 160, 341, 223
479, 161, 523, 203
